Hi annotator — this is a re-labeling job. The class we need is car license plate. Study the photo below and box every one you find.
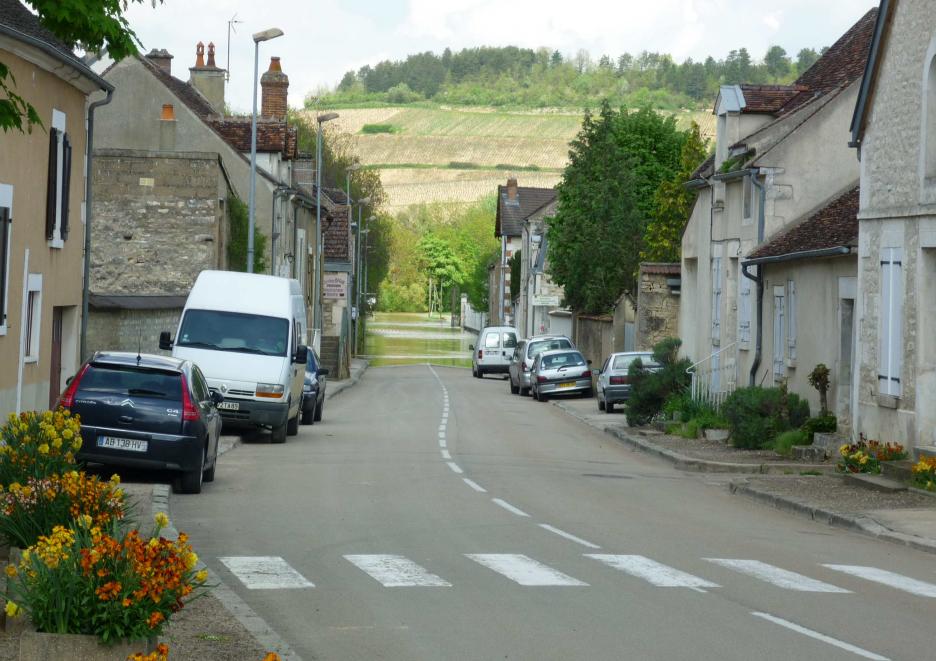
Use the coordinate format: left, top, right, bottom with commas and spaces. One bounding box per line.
217, 401, 240, 411
558, 381, 576, 389
97, 436, 148, 453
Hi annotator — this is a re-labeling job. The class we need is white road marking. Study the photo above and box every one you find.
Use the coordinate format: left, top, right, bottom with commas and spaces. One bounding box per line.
705, 559, 850, 593
344, 555, 451, 587
439, 438, 447, 448
438, 424, 446, 432
492, 498, 530, 517
219, 556, 314, 590
587, 554, 718, 589
438, 431, 446, 439
539, 524, 601, 549
751, 612, 890, 660
447, 461, 464, 474
441, 449, 452, 460
463, 478, 487, 493
466, 554, 588, 586
823, 565, 936, 598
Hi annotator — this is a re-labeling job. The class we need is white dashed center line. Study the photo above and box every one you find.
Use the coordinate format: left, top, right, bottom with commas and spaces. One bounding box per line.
492, 498, 530, 517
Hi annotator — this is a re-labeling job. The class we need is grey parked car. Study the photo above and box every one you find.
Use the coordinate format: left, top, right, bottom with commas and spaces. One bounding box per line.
596, 351, 657, 413
508, 335, 574, 396
530, 349, 593, 402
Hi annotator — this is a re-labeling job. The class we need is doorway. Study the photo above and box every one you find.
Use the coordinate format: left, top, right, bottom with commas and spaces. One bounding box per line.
48, 307, 62, 408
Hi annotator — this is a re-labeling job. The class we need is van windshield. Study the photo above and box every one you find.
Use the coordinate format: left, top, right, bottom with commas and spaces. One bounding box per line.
177, 310, 289, 357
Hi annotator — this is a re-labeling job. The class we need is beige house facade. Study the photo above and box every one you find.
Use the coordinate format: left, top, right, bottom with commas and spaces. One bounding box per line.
0, 2, 112, 415
849, 0, 936, 450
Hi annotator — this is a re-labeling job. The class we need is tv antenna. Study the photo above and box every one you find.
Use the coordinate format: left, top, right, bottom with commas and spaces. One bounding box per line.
226, 13, 243, 82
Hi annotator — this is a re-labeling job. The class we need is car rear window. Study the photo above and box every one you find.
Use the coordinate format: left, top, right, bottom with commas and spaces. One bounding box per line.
528, 338, 572, 358
542, 352, 586, 369
484, 333, 500, 349
613, 354, 655, 370
502, 332, 518, 348
79, 365, 181, 400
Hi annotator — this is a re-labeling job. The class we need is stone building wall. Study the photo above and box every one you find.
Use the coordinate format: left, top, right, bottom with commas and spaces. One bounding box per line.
86, 308, 182, 356
636, 264, 681, 352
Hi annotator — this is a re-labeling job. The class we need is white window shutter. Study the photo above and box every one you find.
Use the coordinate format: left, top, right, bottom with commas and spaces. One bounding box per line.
773, 287, 785, 378
878, 248, 903, 397
787, 280, 797, 361
739, 270, 751, 344
711, 258, 722, 345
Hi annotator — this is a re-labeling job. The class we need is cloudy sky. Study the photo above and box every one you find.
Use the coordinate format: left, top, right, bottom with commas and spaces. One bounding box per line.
123, 0, 875, 113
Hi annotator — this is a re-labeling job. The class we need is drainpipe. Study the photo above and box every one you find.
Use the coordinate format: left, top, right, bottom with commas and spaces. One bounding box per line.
80, 88, 114, 362
745, 168, 767, 386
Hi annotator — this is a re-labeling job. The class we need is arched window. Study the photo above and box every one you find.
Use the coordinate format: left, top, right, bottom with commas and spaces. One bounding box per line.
926, 55, 936, 182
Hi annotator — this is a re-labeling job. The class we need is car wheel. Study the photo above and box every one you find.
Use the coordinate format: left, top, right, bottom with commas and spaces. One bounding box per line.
598, 396, 605, 411
302, 400, 315, 425
606, 401, 615, 414
539, 390, 549, 402
472, 365, 479, 378
270, 422, 287, 444
520, 386, 529, 397
176, 445, 204, 494
582, 388, 594, 398
202, 453, 216, 483
314, 399, 324, 422
286, 407, 300, 436
510, 378, 519, 395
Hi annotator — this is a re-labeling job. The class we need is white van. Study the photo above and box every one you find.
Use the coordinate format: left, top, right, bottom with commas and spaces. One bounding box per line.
160, 270, 308, 443
471, 325, 519, 378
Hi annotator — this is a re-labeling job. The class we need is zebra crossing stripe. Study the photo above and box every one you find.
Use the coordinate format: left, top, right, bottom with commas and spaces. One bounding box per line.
704, 559, 850, 593
219, 556, 314, 589
822, 565, 936, 598
465, 554, 588, 586
587, 554, 719, 589
344, 555, 451, 587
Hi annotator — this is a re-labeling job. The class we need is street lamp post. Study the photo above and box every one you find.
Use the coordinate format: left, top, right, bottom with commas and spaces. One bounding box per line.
248, 27, 284, 274
313, 112, 339, 342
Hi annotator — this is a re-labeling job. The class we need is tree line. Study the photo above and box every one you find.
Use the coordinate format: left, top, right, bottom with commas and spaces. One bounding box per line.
320, 45, 826, 109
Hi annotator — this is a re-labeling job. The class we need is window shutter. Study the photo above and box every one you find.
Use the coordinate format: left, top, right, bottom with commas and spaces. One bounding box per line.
0, 207, 8, 323
787, 280, 796, 361
878, 248, 903, 396
773, 288, 785, 378
45, 127, 59, 240
60, 133, 72, 241
711, 257, 722, 344
739, 271, 752, 344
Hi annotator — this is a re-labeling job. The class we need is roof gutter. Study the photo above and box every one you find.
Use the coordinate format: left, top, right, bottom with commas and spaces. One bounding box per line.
684, 178, 708, 190
849, 0, 893, 151
0, 25, 114, 93
712, 168, 750, 182
742, 245, 852, 267
743, 168, 768, 386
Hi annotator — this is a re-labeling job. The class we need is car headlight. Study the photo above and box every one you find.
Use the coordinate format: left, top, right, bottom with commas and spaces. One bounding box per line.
256, 383, 285, 398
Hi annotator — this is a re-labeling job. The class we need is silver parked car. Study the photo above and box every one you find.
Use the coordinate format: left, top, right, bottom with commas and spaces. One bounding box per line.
530, 349, 593, 402
595, 351, 657, 413
508, 335, 574, 396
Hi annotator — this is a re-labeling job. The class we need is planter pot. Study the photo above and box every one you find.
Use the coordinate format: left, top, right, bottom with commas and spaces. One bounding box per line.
703, 429, 730, 442
18, 631, 156, 661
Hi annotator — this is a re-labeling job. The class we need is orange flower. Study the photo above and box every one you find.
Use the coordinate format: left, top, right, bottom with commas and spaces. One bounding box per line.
96, 580, 122, 601
147, 611, 165, 628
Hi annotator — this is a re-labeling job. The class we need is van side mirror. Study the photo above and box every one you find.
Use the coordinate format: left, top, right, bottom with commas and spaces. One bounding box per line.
319, 368, 329, 377
469, 344, 475, 351
293, 344, 309, 364
159, 331, 173, 351
210, 390, 224, 405
587, 359, 593, 365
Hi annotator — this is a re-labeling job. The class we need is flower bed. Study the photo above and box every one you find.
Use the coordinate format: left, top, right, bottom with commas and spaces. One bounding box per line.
911, 456, 936, 491
837, 437, 908, 474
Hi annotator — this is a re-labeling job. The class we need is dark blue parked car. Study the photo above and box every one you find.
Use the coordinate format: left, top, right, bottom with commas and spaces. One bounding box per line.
301, 349, 328, 425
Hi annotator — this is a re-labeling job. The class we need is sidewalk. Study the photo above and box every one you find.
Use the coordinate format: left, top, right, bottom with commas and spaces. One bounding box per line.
551, 395, 936, 555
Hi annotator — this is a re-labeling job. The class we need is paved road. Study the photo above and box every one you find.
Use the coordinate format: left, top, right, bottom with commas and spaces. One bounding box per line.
172, 366, 936, 660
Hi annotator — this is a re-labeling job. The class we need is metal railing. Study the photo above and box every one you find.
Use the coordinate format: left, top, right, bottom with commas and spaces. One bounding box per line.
687, 341, 739, 408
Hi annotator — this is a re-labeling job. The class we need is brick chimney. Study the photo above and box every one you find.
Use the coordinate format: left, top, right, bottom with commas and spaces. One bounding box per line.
145, 48, 173, 75
261, 57, 289, 120
189, 41, 226, 116
506, 177, 519, 204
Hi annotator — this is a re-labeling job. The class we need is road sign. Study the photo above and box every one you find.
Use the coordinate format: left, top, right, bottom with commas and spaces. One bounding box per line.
323, 273, 348, 300
532, 294, 560, 307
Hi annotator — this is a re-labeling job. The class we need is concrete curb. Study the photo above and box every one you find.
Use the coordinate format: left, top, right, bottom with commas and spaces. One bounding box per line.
728, 479, 936, 556
552, 400, 832, 475
153, 485, 303, 661
325, 359, 369, 401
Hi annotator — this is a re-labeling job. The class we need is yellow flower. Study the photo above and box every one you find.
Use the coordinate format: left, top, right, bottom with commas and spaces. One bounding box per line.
62, 428, 73, 440
860, 455, 869, 465
77, 514, 93, 529
195, 569, 208, 583
37, 444, 49, 456
5, 601, 19, 618
110, 474, 121, 485
154, 512, 169, 529
185, 552, 198, 570
4, 564, 16, 578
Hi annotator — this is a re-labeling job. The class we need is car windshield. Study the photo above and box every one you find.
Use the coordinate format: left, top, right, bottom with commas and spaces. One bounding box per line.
177, 310, 289, 357
306, 351, 319, 371
613, 354, 656, 370
541, 352, 586, 369
79, 365, 181, 399
529, 338, 572, 358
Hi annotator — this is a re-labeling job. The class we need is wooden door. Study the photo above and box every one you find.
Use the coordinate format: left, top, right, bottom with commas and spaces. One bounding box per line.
48, 307, 63, 408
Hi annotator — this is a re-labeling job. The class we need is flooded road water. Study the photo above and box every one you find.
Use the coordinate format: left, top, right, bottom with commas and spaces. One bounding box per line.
363, 312, 477, 368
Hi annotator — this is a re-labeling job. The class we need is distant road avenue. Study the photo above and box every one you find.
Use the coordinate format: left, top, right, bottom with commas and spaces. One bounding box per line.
171, 366, 936, 660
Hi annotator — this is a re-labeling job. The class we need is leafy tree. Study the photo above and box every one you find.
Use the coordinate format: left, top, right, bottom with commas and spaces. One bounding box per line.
2, 0, 162, 133
764, 46, 791, 79
226, 196, 267, 273
642, 122, 709, 263
417, 234, 467, 311
796, 48, 820, 74
547, 103, 686, 313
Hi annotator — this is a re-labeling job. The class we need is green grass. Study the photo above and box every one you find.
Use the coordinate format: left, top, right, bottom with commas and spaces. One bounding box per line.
362, 162, 561, 173
361, 123, 400, 134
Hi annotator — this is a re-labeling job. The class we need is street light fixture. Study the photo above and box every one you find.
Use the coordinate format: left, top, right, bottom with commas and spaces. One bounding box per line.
314, 112, 340, 342
247, 26, 284, 273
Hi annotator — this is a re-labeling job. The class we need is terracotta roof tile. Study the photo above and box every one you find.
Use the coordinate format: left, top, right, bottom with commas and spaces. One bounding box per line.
209, 117, 298, 158
640, 263, 681, 275
794, 8, 879, 97
323, 208, 349, 261
739, 84, 809, 114
747, 186, 859, 260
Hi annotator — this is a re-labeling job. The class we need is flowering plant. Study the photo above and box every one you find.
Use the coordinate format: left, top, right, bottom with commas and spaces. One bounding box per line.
837, 436, 907, 474
911, 456, 936, 491
6, 514, 208, 645
0, 410, 82, 485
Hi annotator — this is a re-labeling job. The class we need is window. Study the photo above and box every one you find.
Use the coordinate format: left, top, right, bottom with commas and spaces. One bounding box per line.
787, 279, 797, 363
45, 110, 72, 247
502, 332, 517, 349
773, 286, 785, 380
879, 247, 903, 397
177, 309, 289, 357
0, 184, 11, 334
484, 332, 500, 349
711, 257, 722, 345
24, 274, 42, 363
738, 268, 752, 346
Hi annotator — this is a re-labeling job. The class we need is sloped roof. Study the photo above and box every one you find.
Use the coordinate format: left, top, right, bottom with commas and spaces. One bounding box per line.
640, 263, 681, 275
690, 153, 716, 181
796, 7, 880, 97
747, 186, 859, 261
739, 84, 809, 114
0, 0, 111, 92
495, 185, 557, 237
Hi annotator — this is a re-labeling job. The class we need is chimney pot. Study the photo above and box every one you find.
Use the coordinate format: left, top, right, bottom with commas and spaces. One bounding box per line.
207, 42, 217, 68
160, 103, 176, 121
260, 56, 289, 121
145, 48, 174, 75
195, 42, 205, 68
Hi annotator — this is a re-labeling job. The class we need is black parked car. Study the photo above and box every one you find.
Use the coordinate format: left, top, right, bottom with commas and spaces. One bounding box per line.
58, 352, 222, 494
301, 350, 329, 425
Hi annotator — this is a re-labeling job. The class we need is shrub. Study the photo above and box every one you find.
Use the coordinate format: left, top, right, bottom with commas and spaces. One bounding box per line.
361, 123, 398, 134
912, 456, 936, 491
773, 430, 809, 457
721, 385, 810, 449
662, 392, 702, 423
808, 364, 831, 414
6, 514, 208, 644
386, 83, 423, 104
0, 410, 83, 485
802, 415, 837, 443
624, 338, 691, 426
677, 419, 701, 439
